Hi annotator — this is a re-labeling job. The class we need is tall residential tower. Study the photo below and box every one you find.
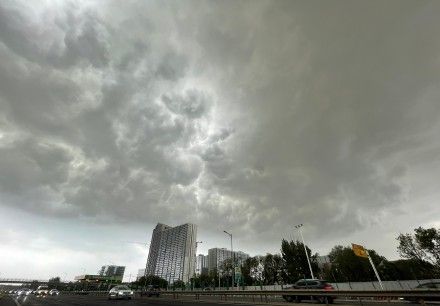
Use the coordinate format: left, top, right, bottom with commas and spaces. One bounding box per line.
146, 223, 197, 284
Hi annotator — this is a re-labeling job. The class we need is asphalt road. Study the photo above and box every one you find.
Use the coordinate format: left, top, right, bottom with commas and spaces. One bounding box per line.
0, 294, 433, 306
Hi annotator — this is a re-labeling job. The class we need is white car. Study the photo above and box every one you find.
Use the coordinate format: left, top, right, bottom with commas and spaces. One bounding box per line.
16, 288, 29, 296
108, 285, 134, 300
17, 288, 33, 296
36, 285, 49, 296
49, 289, 60, 296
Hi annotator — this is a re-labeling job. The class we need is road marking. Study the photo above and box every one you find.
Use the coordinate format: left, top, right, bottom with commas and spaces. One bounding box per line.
12, 297, 21, 306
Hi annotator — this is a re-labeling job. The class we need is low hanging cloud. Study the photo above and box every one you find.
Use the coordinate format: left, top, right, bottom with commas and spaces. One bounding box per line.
1, 0, 440, 261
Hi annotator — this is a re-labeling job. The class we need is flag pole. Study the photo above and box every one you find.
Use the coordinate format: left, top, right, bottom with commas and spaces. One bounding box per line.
366, 250, 384, 290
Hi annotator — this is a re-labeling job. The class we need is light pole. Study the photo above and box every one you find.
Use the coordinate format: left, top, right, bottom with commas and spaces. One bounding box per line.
294, 224, 315, 279
223, 230, 234, 289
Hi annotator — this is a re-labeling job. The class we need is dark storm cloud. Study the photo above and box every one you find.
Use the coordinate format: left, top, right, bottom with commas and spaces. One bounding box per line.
0, 1, 109, 68
1, 0, 440, 260
171, 0, 440, 244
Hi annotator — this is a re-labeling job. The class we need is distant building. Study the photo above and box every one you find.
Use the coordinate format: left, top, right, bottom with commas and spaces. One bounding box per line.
208, 248, 250, 272
146, 223, 197, 284
74, 274, 122, 284
196, 254, 208, 275
136, 269, 146, 281
316, 255, 331, 269
99, 265, 125, 281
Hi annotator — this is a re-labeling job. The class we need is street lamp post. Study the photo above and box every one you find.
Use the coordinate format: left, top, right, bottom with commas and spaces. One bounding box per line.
223, 230, 234, 289
294, 224, 315, 279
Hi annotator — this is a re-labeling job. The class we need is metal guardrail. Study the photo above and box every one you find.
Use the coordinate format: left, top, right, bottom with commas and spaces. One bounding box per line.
161, 289, 440, 300
64, 291, 109, 296
61, 289, 440, 303
0, 279, 49, 283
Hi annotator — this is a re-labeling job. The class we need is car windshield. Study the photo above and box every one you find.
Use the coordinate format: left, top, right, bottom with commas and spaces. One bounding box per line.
39, 286, 48, 290
117, 286, 130, 290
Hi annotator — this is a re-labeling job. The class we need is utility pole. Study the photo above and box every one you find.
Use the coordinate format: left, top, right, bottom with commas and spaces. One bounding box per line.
223, 231, 234, 289
294, 224, 315, 279
366, 250, 384, 290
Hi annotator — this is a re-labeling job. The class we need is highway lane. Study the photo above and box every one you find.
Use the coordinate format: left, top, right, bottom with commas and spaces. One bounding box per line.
1, 294, 434, 306
4, 295, 295, 306
0, 295, 15, 306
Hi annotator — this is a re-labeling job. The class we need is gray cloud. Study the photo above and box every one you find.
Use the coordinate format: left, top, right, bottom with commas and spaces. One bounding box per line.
1, 0, 440, 268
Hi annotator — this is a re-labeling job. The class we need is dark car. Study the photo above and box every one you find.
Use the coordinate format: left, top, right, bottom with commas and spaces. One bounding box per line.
283, 279, 335, 304
141, 285, 160, 297
404, 282, 440, 303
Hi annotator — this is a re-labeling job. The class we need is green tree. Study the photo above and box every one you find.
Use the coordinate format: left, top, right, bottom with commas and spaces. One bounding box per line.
191, 273, 212, 289
392, 259, 437, 279
135, 275, 168, 289
219, 258, 237, 287
48, 276, 61, 290
242, 256, 263, 286
323, 245, 389, 282
172, 280, 186, 290
220, 258, 234, 279
397, 227, 440, 275
262, 253, 284, 285
281, 239, 318, 283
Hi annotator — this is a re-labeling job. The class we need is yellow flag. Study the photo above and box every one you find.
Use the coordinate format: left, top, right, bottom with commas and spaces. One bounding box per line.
352, 243, 368, 258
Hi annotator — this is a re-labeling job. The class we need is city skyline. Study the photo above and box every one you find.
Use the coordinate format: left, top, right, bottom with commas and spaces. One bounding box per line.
1, 0, 440, 282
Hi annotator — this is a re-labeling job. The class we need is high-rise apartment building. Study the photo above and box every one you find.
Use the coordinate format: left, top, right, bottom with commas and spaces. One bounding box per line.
146, 223, 197, 284
207, 248, 250, 271
196, 254, 208, 275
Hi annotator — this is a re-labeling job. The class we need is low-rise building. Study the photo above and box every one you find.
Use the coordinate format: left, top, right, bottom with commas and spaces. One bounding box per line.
74, 274, 123, 284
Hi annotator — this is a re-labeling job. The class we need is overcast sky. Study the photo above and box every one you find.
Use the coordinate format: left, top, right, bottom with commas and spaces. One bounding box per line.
1, 0, 440, 282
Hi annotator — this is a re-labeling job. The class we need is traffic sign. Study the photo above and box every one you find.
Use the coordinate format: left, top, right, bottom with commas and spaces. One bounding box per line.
351, 243, 368, 258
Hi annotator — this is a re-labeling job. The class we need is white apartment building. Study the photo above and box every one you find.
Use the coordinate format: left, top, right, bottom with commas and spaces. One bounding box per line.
145, 223, 197, 284
196, 254, 208, 275
207, 248, 250, 271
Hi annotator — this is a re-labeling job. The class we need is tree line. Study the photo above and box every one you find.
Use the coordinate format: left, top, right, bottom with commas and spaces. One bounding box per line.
190, 226, 439, 288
